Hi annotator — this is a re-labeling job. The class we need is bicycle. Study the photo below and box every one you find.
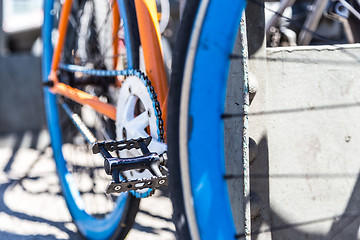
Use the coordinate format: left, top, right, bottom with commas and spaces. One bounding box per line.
42, 0, 360, 239
42, 0, 170, 239
266, 0, 360, 47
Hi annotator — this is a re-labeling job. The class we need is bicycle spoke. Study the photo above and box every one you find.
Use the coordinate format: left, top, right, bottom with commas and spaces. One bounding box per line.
62, 0, 120, 67
94, 0, 116, 39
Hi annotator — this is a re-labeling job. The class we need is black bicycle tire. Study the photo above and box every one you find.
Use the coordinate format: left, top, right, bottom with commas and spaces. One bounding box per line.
168, 0, 201, 239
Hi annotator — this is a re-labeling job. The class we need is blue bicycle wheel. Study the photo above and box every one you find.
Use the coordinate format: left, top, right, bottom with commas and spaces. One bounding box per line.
42, 0, 140, 239
168, 0, 247, 239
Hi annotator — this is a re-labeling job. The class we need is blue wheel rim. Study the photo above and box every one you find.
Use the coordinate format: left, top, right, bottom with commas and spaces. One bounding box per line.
187, 0, 246, 239
42, 0, 132, 238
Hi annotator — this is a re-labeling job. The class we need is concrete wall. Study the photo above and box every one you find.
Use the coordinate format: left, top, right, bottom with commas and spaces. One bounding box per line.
0, 55, 45, 133
249, 44, 360, 239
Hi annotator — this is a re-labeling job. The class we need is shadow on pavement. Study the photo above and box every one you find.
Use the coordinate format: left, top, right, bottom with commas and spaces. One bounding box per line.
0, 130, 81, 239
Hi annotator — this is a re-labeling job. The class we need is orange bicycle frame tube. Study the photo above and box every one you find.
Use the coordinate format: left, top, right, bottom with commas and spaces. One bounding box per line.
48, 0, 168, 126
49, 0, 118, 121
112, 1, 120, 69
51, 0, 73, 72
134, 0, 168, 124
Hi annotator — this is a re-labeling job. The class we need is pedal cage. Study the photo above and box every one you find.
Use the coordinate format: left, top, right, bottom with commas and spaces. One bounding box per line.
106, 176, 168, 194
92, 137, 168, 194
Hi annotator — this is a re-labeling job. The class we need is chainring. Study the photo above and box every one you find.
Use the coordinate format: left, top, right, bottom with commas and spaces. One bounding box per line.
116, 75, 167, 198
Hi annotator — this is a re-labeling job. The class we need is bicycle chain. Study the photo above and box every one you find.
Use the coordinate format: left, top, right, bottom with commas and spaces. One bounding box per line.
59, 63, 165, 142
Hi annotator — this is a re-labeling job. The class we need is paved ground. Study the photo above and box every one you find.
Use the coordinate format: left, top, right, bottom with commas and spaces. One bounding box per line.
0, 130, 175, 240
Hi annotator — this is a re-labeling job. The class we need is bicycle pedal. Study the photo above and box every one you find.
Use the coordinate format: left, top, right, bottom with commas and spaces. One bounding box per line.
104, 153, 162, 175
92, 137, 167, 176
106, 176, 168, 194
92, 138, 168, 194
92, 137, 152, 155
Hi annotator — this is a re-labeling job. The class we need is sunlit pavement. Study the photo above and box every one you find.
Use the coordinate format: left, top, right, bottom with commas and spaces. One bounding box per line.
0, 130, 175, 240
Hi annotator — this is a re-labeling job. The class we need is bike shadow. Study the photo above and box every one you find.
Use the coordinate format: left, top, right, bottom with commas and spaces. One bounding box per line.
0, 130, 176, 240
0, 130, 81, 240
250, 136, 360, 240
